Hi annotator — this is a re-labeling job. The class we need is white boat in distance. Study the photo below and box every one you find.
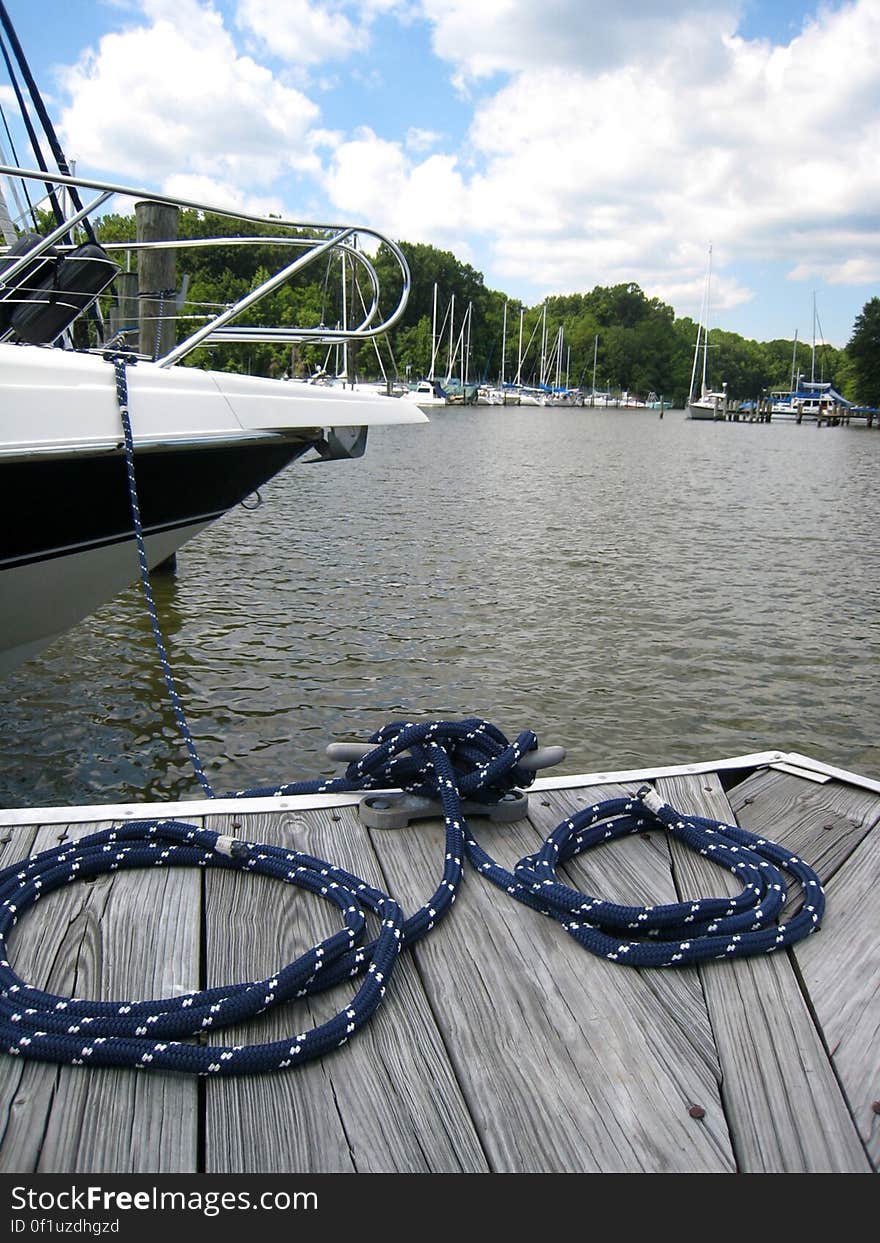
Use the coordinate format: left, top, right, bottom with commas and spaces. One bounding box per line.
686, 246, 728, 421
768, 300, 852, 422
767, 380, 852, 422
0, 178, 424, 673
412, 378, 448, 408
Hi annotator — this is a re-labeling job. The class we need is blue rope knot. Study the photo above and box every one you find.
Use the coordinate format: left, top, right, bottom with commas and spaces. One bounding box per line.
343, 718, 541, 805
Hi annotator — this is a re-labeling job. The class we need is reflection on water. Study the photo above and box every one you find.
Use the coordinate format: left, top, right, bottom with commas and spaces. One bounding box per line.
1, 406, 878, 806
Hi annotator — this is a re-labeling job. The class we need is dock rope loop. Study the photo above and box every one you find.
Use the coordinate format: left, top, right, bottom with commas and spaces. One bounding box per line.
0, 719, 826, 1076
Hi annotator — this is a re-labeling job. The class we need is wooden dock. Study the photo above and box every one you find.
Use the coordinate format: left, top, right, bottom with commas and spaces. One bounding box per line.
1, 749, 878, 1175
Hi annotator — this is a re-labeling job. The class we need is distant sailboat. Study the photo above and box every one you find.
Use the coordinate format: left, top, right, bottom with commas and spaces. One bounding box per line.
478, 298, 521, 405
686, 246, 728, 421
767, 295, 851, 421
412, 283, 447, 409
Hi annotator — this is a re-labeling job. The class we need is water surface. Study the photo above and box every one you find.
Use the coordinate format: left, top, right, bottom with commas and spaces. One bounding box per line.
1, 406, 878, 806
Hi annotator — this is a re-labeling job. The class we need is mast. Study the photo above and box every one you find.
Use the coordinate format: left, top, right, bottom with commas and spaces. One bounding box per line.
446, 292, 455, 383
592, 334, 598, 394
429, 282, 438, 381
539, 304, 547, 387
701, 244, 713, 397
811, 290, 816, 384
516, 306, 524, 387
789, 329, 798, 391
688, 245, 711, 404
339, 250, 348, 382
500, 298, 507, 387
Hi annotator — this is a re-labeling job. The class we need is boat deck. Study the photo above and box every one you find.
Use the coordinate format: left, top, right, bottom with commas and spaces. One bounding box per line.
1, 750, 878, 1175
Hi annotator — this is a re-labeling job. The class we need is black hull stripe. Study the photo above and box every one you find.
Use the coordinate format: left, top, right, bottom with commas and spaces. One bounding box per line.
1, 437, 313, 570
2, 509, 225, 570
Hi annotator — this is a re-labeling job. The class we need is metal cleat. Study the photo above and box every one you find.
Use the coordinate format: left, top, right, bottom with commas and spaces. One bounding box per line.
325, 741, 566, 829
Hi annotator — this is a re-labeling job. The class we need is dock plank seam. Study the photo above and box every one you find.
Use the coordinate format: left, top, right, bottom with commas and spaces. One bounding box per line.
200, 807, 487, 1173
364, 822, 496, 1174
785, 947, 876, 1172
658, 772, 872, 1173
0, 820, 203, 1172
384, 788, 737, 1171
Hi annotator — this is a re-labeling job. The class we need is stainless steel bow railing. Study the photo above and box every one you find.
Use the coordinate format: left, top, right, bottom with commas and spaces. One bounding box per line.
0, 164, 411, 364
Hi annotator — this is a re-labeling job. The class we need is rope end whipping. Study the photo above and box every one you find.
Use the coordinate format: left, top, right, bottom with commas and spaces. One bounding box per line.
636, 785, 666, 816
213, 834, 249, 860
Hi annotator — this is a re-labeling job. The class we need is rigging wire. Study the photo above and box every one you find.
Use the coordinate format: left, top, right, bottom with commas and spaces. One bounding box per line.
0, 27, 59, 230
0, 0, 96, 244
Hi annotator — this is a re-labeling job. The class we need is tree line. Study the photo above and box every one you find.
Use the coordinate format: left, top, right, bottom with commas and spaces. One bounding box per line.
91, 210, 880, 408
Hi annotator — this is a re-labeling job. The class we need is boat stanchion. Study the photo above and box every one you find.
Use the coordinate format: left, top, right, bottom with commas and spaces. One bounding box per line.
325, 740, 566, 829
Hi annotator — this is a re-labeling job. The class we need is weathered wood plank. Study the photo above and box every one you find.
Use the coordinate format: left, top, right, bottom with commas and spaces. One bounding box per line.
657, 772, 871, 1173
0, 821, 201, 1173
536, 786, 722, 1081
727, 768, 880, 882
369, 784, 735, 1173
795, 815, 880, 1168
202, 807, 488, 1173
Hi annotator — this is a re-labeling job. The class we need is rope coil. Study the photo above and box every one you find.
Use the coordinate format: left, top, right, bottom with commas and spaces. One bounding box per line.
0, 719, 825, 1076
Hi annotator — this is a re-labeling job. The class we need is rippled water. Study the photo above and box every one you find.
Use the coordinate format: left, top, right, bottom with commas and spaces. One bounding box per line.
2, 406, 878, 807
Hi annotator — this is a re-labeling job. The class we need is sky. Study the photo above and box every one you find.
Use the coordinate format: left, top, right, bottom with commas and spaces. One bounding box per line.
0, 0, 877, 347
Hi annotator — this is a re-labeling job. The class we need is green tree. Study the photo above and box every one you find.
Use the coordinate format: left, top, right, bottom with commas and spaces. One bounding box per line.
846, 298, 880, 406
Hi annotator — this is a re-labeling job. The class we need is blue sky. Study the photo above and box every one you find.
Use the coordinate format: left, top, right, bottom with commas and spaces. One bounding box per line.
1, 0, 877, 347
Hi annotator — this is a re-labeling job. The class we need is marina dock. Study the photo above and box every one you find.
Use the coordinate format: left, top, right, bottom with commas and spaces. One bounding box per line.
0, 749, 878, 1175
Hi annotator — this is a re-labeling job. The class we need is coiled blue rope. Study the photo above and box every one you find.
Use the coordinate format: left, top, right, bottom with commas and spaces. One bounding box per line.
0, 364, 826, 1076
0, 719, 825, 1074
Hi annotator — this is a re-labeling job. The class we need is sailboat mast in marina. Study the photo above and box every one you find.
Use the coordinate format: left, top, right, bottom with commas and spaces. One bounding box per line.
686, 244, 727, 421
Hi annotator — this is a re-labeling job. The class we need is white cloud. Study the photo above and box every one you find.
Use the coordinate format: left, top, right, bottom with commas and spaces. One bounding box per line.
418, 0, 741, 82
790, 251, 880, 286
405, 126, 442, 153
235, 0, 366, 65
56, 0, 320, 191
159, 173, 288, 219
352, 0, 880, 320
322, 127, 472, 243
40, 0, 880, 339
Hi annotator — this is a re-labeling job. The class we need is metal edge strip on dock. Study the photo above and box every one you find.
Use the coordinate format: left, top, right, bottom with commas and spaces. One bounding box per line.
1, 750, 877, 827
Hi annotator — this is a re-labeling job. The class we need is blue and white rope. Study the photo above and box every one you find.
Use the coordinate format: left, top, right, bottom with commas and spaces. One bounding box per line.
0, 718, 826, 1075
110, 354, 215, 797
466, 781, 824, 966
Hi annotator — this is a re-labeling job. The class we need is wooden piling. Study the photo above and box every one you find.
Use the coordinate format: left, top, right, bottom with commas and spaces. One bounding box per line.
107, 270, 139, 343
135, 200, 178, 360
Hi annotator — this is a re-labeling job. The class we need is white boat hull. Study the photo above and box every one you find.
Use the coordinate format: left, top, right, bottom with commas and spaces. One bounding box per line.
0, 519, 208, 676
0, 345, 427, 672
686, 396, 727, 421
0, 343, 427, 453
